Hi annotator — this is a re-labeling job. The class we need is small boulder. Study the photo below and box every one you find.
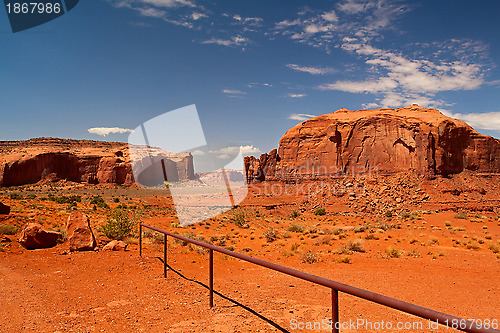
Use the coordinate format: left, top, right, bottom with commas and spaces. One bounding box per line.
103, 240, 127, 251
18, 223, 61, 250
0, 202, 10, 215
67, 212, 96, 251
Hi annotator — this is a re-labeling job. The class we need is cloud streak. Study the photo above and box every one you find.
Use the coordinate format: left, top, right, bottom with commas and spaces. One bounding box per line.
288, 113, 316, 121
88, 127, 134, 136
287, 64, 336, 75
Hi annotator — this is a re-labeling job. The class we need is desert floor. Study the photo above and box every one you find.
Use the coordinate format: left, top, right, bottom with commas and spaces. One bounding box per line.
0, 183, 499, 332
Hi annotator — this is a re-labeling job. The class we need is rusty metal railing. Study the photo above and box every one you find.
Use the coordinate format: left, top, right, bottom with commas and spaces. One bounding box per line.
139, 223, 498, 333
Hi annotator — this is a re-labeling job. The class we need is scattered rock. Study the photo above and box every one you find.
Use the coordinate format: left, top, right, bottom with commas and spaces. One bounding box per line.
67, 212, 96, 251
18, 223, 61, 250
103, 240, 127, 251
0, 202, 10, 215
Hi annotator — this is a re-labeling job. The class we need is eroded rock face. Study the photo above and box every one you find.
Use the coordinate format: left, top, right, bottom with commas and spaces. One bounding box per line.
0, 138, 195, 187
0, 202, 9, 215
67, 212, 96, 251
18, 223, 61, 250
245, 105, 500, 181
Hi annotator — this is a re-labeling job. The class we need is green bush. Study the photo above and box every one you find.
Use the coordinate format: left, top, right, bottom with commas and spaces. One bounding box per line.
48, 194, 81, 205
90, 195, 109, 209
385, 210, 393, 218
99, 209, 137, 240
290, 210, 300, 218
314, 207, 326, 216
9, 193, 22, 200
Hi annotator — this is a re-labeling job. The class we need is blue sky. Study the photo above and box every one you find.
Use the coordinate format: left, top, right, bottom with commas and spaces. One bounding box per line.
1, 0, 500, 155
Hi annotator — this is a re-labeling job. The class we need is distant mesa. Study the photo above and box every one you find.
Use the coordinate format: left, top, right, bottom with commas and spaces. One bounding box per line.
0, 138, 194, 187
245, 105, 500, 182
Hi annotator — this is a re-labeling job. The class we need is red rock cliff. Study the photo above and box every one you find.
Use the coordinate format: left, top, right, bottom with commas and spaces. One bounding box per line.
245, 105, 500, 181
0, 138, 194, 187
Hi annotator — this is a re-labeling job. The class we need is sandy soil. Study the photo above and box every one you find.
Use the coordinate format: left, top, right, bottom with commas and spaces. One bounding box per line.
0, 183, 499, 332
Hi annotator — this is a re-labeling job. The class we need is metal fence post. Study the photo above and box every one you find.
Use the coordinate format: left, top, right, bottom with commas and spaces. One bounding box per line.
139, 224, 142, 257
209, 249, 214, 308
164, 234, 168, 278
332, 289, 339, 333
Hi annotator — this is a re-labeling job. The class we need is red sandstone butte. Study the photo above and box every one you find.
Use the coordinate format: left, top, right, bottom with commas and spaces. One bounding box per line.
245, 105, 500, 181
0, 138, 194, 187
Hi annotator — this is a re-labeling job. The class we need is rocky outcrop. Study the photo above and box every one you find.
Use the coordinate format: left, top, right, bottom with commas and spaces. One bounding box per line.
67, 212, 96, 251
18, 223, 61, 250
0, 138, 195, 187
245, 105, 500, 181
0, 202, 9, 215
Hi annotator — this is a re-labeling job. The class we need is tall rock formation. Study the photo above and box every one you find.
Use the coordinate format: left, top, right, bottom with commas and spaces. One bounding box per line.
0, 138, 194, 187
245, 105, 500, 181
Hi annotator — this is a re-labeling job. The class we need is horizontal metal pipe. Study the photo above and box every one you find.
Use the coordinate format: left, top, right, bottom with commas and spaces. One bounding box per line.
140, 224, 498, 333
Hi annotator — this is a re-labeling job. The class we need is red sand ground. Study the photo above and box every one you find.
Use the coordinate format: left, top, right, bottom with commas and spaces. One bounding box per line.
0, 184, 499, 332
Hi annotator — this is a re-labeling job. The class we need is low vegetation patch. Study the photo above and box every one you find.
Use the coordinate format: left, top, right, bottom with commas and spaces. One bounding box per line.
99, 209, 137, 240
339, 238, 365, 254
301, 251, 319, 264
288, 224, 305, 233
385, 246, 401, 258
314, 207, 326, 216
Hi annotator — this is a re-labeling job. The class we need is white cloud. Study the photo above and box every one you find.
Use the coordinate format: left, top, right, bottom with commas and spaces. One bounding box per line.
248, 82, 273, 88
239, 145, 261, 155
319, 39, 488, 108
135, 7, 166, 18
288, 113, 316, 121
222, 89, 246, 95
201, 36, 250, 47
88, 127, 134, 136
443, 111, 500, 131
321, 10, 339, 22
287, 64, 336, 75
191, 149, 206, 156
287, 93, 307, 98
139, 0, 196, 8
210, 145, 261, 157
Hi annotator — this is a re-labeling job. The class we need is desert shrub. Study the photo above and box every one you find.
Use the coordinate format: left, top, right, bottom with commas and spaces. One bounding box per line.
301, 251, 319, 264
25, 194, 37, 200
113, 197, 120, 203
241, 247, 252, 252
353, 223, 370, 233
339, 238, 365, 254
488, 242, 500, 254
466, 241, 480, 250
48, 194, 81, 205
9, 193, 22, 200
90, 195, 109, 209
263, 228, 278, 242
427, 237, 439, 245
314, 207, 326, 216
290, 210, 300, 218
230, 210, 247, 227
313, 236, 332, 246
282, 232, 292, 239
385, 210, 393, 218
338, 255, 351, 264
99, 209, 137, 240
454, 211, 468, 219
291, 243, 300, 252
288, 224, 305, 233
385, 246, 400, 258
0, 224, 18, 235
365, 233, 379, 240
